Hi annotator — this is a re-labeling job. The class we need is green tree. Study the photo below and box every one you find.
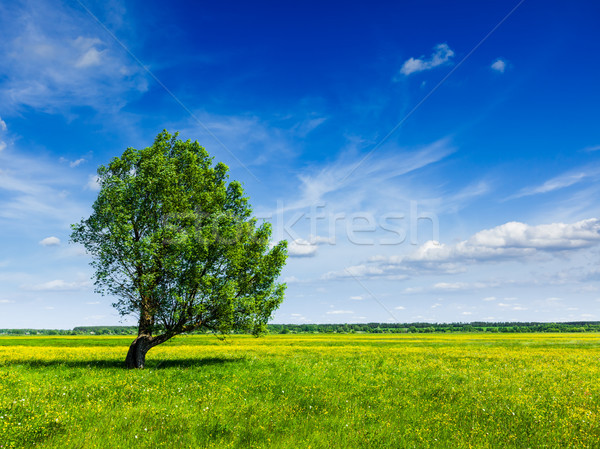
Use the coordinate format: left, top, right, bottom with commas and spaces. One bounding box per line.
71, 131, 287, 368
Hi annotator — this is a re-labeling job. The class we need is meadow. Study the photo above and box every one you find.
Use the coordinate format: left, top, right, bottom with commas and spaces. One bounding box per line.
1, 333, 600, 448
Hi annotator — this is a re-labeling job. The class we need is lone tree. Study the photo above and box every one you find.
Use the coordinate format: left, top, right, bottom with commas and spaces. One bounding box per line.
71, 131, 287, 368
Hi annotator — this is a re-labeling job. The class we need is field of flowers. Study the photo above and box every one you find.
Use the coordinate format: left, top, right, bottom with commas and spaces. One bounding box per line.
1, 333, 600, 448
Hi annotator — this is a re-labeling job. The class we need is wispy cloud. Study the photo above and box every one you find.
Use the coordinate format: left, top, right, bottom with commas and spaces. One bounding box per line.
399, 44, 454, 76
282, 138, 455, 213
0, 1, 147, 114
0, 117, 7, 152
22, 279, 91, 292
582, 145, 600, 152
0, 148, 89, 227
508, 165, 600, 199
176, 111, 325, 169
326, 310, 354, 315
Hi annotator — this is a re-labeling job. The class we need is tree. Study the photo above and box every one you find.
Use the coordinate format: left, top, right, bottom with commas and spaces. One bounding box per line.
71, 131, 287, 368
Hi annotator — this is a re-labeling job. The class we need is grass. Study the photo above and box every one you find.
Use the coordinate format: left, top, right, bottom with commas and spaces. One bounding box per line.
1, 333, 600, 448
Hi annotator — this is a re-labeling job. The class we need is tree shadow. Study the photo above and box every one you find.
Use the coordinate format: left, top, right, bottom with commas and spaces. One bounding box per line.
1, 356, 243, 370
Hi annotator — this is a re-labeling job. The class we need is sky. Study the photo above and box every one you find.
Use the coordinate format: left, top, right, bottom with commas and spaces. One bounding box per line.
1, 0, 600, 328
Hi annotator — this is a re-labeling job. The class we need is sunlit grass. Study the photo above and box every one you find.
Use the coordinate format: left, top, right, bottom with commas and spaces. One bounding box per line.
1, 334, 600, 448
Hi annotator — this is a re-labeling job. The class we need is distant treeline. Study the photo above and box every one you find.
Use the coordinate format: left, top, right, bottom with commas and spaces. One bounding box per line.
2, 322, 600, 335
267, 322, 600, 334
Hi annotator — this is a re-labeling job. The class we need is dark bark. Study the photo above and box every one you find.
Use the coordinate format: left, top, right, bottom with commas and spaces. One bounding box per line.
125, 335, 153, 369
125, 332, 176, 369
125, 303, 202, 368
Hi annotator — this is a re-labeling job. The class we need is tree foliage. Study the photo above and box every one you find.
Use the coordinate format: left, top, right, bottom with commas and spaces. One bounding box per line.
71, 131, 287, 368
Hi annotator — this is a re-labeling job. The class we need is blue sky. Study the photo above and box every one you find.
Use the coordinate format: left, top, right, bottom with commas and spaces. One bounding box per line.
1, 0, 600, 328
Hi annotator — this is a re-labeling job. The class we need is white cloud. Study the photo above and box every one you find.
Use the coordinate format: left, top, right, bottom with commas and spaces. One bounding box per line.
287, 235, 332, 258
400, 43, 454, 76
409, 218, 600, 262
323, 264, 386, 280
395, 306, 406, 310
491, 59, 506, 73
0, 299, 14, 303
287, 238, 318, 257
433, 282, 469, 291
0, 117, 6, 131
23, 279, 91, 291
75, 46, 104, 68
0, 150, 88, 226
349, 296, 364, 300
282, 137, 455, 214
324, 218, 600, 280
181, 111, 299, 168
69, 158, 85, 168
282, 276, 300, 284
583, 145, 600, 152
326, 310, 354, 315
403, 287, 424, 294
0, 142, 6, 152
482, 296, 497, 301
87, 174, 101, 191
509, 166, 600, 199
0, 2, 147, 113
39, 236, 60, 246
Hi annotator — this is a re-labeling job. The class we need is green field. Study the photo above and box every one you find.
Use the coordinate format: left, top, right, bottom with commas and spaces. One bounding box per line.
1, 334, 600, 448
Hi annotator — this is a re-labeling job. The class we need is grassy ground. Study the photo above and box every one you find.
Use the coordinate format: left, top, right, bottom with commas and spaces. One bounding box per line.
1, 333, 600, 448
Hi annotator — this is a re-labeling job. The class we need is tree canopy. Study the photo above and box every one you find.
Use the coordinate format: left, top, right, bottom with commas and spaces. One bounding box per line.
71, 131, 287, 368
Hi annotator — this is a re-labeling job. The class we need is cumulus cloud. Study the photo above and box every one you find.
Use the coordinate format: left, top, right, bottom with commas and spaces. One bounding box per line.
408, 218, 600, 262
491, 59, 506, 73
324, 218, 600, 280
287, 235, 333, 257
288, 239, 318, 257
39, 236, 60, 246
400, 43, 454, 76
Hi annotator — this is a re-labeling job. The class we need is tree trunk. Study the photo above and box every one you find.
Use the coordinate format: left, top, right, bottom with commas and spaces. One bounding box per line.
125, 335, 153, 369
